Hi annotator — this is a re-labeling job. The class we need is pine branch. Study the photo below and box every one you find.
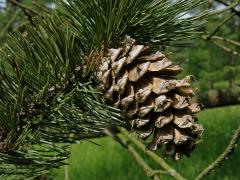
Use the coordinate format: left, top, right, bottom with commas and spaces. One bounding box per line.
7, 0, 40, 15
0, 12, 125, 178
214, 0, 240, 17
196, 0, 240, 19
0, 1, 206, 178
105, 129, 162, 180
203, 13, 235, 41
120, 128, 186, 180
212, 40, 240, 57
32, 1, 52, 14
195, 127, 240, 180
0, 142, 69, 178
0, 14, 125, 142
0, 0, 204, 148
195, 87, 240, 108
203, 35, 240, 47
58, 0, 204, 48
0, 9, 21, 38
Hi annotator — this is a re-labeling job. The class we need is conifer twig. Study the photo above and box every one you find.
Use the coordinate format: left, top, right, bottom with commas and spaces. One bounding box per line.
0, 9, 21, 38
195, 0, 239, 20
204, 35, 240, 47
8, 0, 39, 15
120, 128, 186, 180
204, 13, 235, 40
214, 0, 240, 17
104, 129, 161, 180
212, 41, 240, 57
32, 1, 51, 14
195, 127, 240, 180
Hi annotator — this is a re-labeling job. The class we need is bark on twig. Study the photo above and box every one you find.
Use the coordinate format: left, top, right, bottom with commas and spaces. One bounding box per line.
212, 41, 240, 57
195, 127, 240, 180
205, 36, 240, 47
204, 13, 235, 41
120, 128, 186, 180
195, 87, 240, 108
104, 129, 161, 180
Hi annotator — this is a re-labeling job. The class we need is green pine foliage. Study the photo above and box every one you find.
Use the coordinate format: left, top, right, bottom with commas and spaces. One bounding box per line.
0, 0, 204, 178
58, 0, 203, 49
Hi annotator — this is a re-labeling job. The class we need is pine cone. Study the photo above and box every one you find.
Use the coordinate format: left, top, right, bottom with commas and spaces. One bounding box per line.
97, 37, 203, 160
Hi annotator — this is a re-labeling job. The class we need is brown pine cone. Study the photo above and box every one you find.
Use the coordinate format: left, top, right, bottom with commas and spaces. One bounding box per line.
97, 37, 203, 160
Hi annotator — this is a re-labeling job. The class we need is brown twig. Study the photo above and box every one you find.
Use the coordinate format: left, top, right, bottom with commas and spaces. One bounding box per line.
212, 40, 240, 57
104, 129, 162, 180
204, 13, 235, 40
195, 127, 240, 180
120, 128, 186, 180
205, 35, 240, 47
